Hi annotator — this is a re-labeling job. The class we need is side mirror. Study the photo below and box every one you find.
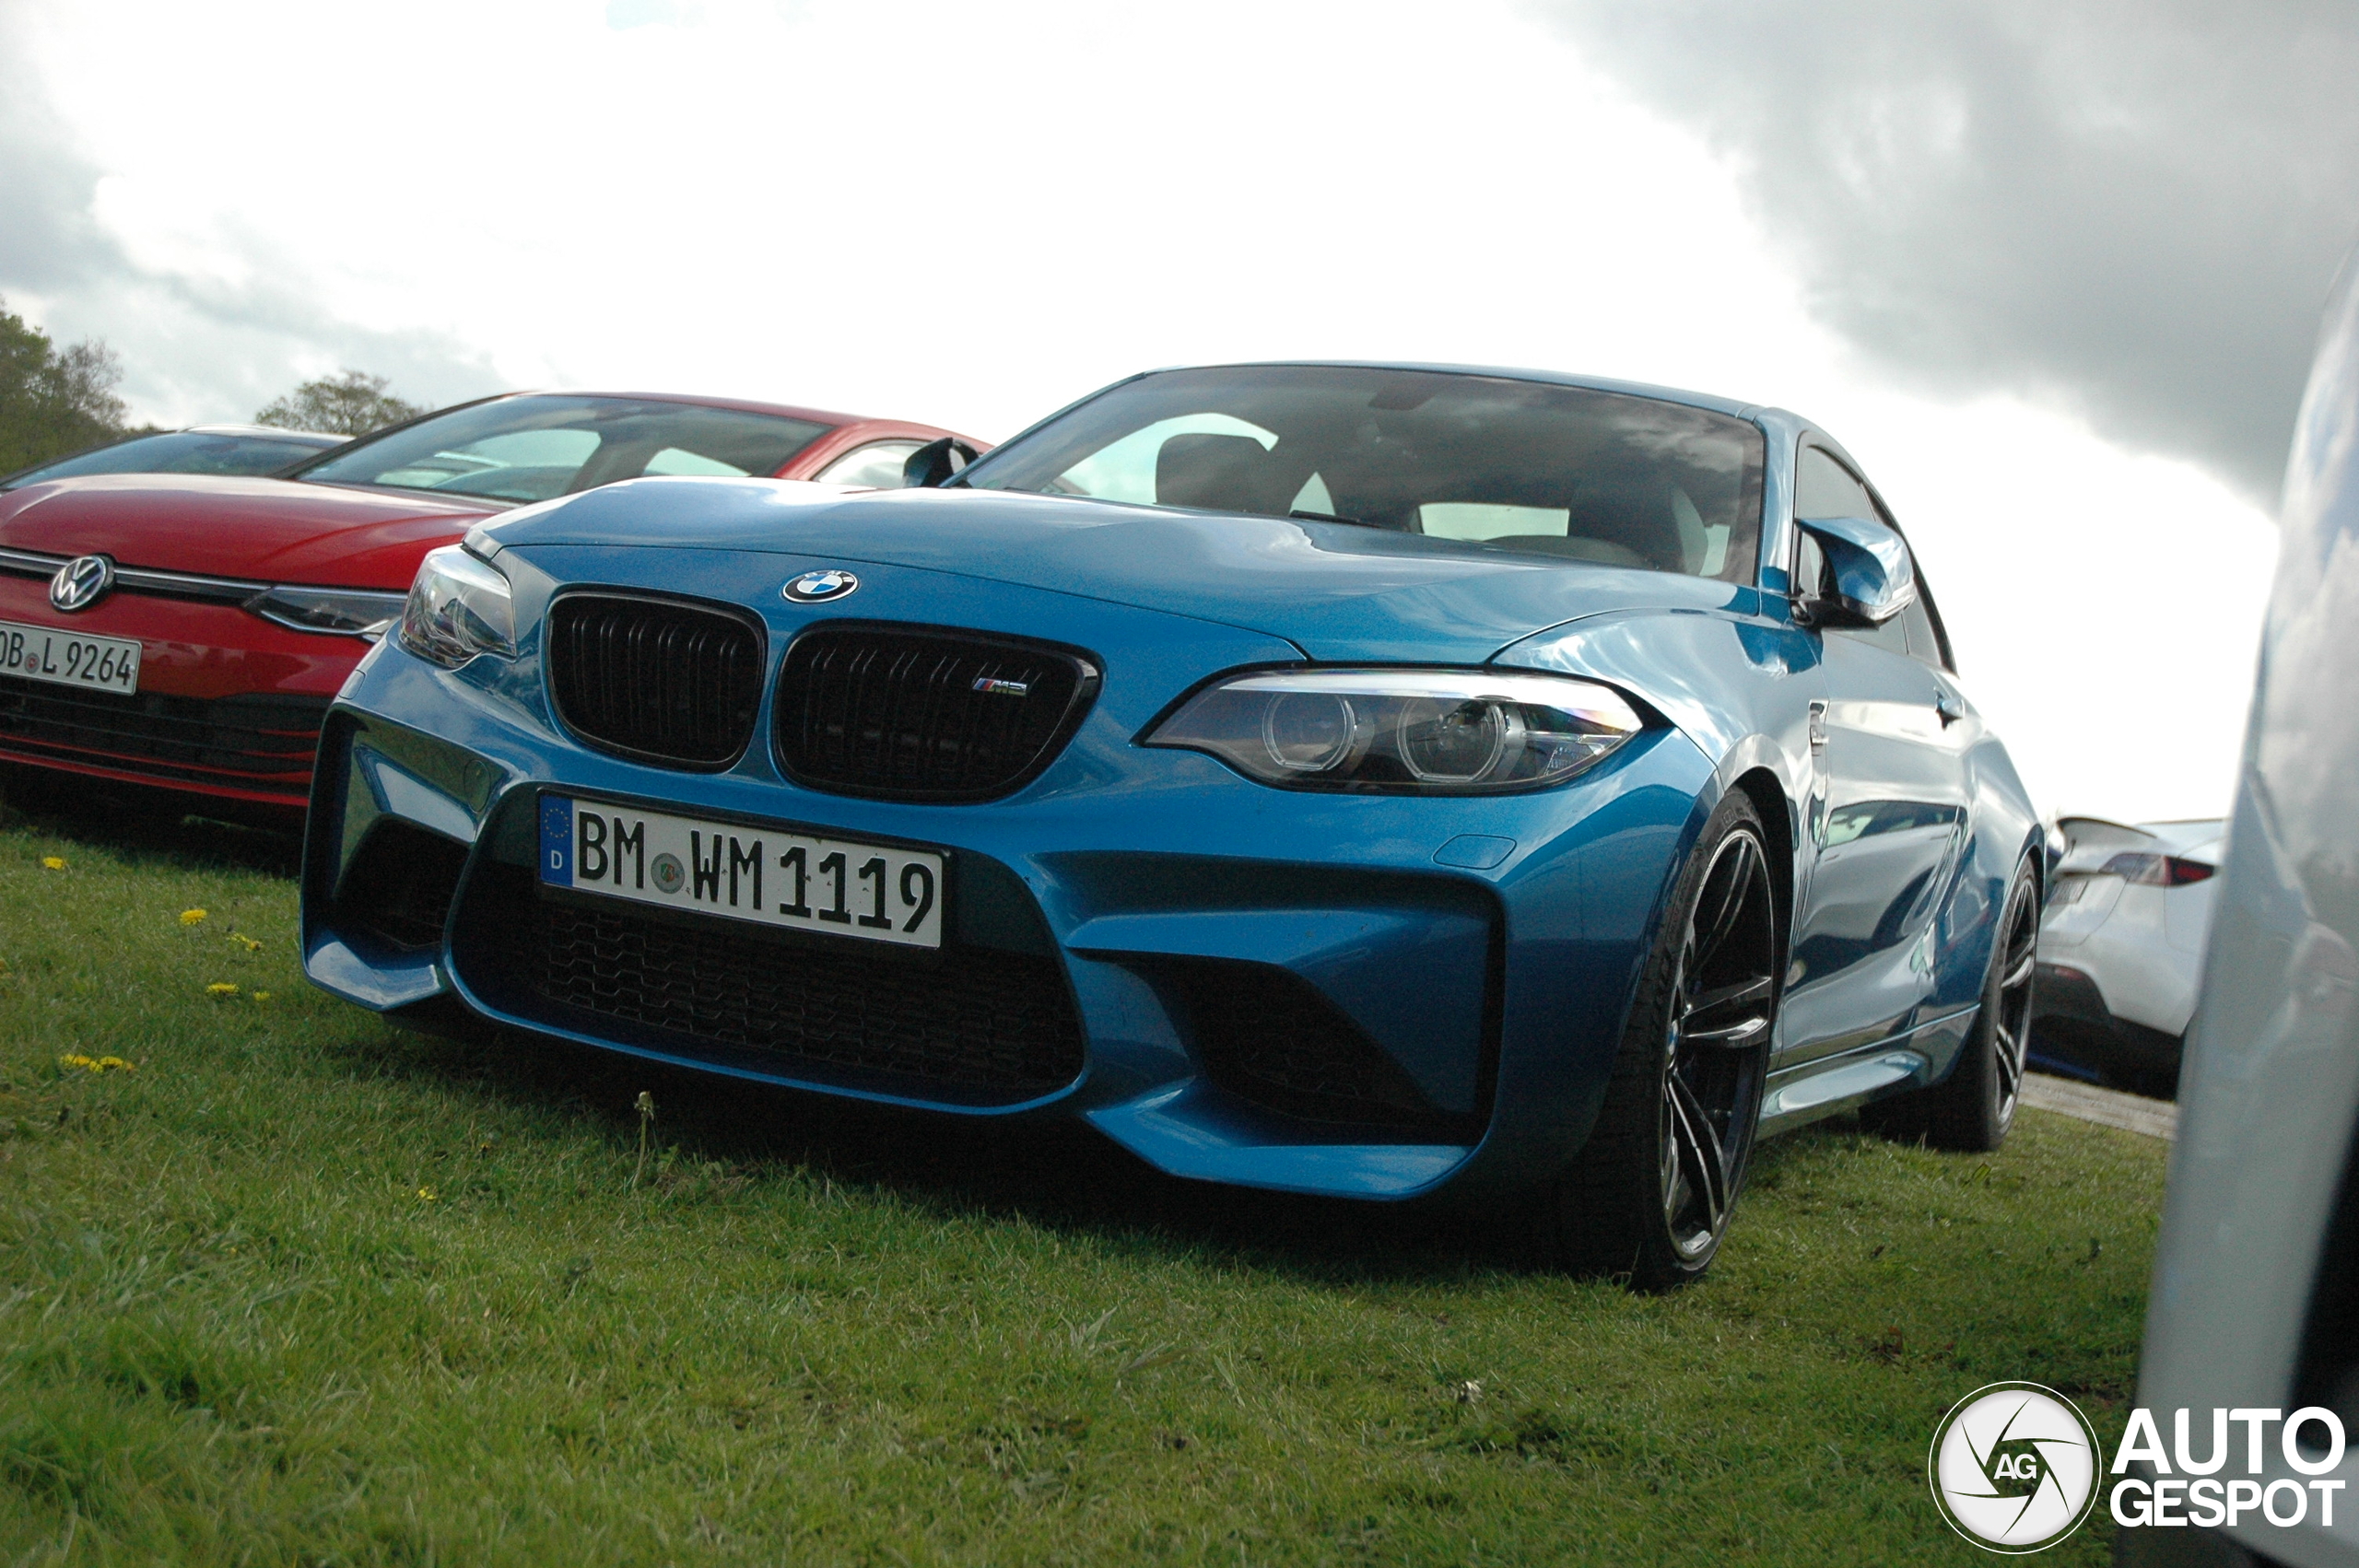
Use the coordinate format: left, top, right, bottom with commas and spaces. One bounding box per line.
1793, 514, 1916, 628
903, 437, 979, 488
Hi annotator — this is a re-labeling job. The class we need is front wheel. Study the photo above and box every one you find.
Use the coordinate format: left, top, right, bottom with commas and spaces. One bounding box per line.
1542, 790, 1779, 1291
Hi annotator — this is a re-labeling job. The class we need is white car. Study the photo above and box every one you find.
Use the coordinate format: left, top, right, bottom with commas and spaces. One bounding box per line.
2031, 814, 2224, 1094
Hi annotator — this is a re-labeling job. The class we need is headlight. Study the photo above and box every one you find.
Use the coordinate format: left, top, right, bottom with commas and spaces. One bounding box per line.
398, 544, 516, 668
244, 586, 409, 639
1144, 668, 1643, 793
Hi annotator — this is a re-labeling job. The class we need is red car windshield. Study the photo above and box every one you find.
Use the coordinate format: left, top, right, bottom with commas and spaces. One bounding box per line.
293, 394, 832, 505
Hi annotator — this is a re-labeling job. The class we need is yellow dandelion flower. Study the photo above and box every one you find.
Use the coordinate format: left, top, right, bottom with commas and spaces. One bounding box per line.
227, 933, 262, 952
416, 1187, 440, 1203
59, 1053, 97, 1071
180, 908, 207, 925
95, 1057, 134, 1072
41, 857, 65, 871
205, 982, 240, 997
251, 991, 272, 1003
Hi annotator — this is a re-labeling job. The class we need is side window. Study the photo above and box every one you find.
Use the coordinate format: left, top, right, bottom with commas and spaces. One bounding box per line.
1795, 445, 1908, 656
1795, 446, 1878, 521
814, 440, 926, 488
1901, 573, 1951, 670
1837, 594, 1911, 656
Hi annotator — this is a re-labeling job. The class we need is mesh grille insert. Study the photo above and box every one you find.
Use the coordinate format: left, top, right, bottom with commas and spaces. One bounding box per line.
547, 594, 763, 769
774, 624, 1097, 802
526, 895, 1084, 1102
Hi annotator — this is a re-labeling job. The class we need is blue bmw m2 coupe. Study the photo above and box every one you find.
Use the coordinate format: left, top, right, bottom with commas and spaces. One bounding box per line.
302, 363, 2041, 1287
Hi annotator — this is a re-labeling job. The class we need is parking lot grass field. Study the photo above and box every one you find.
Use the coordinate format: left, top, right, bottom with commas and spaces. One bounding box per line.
0, 802, 2165, 1566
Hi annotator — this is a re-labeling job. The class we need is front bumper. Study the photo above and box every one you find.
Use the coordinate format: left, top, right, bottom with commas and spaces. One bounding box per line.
0, 571, 360, 809
301, 563, 1715, 1204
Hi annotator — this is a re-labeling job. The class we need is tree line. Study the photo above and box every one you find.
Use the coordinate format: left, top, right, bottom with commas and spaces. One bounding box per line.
0, 295, 428, 474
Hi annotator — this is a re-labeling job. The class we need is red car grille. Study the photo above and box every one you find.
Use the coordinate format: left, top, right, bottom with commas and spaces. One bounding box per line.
0, 675, 328, 795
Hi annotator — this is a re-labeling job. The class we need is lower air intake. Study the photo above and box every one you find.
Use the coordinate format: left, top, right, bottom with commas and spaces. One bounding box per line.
337, 821, 470, 950
1163, 958, 1443, 1129
527, 894, 1085, 1103
0, 678, 326, 797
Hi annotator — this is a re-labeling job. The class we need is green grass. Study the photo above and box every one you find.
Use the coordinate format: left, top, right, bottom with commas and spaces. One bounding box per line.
0, 798, 2166, 1565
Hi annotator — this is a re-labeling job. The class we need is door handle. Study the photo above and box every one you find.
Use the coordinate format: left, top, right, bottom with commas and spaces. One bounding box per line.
1934, 690, 1966, 726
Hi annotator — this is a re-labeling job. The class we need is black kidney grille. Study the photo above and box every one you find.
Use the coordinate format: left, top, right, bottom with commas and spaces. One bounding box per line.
776, 625, 1096, 801
547, 594, 762, 768
532, 897, 1084, 1101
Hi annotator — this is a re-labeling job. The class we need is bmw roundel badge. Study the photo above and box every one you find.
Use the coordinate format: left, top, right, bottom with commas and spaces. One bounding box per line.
49, 554, 115, 613
783, 568, 860, 603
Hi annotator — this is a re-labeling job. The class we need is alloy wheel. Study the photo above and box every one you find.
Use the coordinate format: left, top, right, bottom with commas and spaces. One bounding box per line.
1989, 878, 2038, 1128
1660, 826, 1778, 1260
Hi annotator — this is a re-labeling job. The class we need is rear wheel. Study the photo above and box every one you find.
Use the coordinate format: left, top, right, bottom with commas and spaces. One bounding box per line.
1863, 855, 2038, 1151
1543, 791, 1778, 1291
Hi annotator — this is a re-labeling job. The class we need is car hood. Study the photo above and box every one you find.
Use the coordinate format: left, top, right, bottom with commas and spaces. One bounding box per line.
479, 478, 1755, 661
0, 473, 501, 590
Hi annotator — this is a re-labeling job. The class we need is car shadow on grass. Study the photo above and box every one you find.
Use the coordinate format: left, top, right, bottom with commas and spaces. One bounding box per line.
351, 1007, 1596, 1290
0, 770, 302, 879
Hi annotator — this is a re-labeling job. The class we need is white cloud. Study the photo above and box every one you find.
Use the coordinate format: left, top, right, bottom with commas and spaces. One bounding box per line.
7, 0, 2280, 819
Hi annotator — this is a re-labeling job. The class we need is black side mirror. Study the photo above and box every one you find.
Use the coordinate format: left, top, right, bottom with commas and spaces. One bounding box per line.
903, 437, 979, 488
1792, 514, 1917, 629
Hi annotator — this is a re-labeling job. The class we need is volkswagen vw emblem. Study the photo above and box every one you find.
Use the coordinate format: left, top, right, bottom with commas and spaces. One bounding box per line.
49, 554, 115, 614
782, 568, 860, 604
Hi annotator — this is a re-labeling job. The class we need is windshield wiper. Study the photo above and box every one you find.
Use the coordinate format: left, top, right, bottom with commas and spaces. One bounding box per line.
1289, 508, 1377, 529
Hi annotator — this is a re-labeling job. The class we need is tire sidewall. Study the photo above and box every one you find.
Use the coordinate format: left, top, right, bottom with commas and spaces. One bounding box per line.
1980, 860, 2041, 1141
1555, 788, 1778, 1288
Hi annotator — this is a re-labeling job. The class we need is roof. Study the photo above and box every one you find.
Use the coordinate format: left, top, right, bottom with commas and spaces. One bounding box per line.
1133, 360, 1763, 420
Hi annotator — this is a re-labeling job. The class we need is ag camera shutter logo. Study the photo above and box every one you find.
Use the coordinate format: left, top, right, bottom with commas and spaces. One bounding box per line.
1930, 1389, 2353, 1550
1929, 1383, 2101, 1553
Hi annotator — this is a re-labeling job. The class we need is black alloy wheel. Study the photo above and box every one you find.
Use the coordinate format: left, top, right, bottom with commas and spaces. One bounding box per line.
1986, 878, 2038, 1127
1863, 854, 2040, 1152
1546, 790, 1779, 1290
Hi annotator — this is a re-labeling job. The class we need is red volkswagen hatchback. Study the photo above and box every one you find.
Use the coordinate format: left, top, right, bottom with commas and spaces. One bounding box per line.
0, 391, 979, 821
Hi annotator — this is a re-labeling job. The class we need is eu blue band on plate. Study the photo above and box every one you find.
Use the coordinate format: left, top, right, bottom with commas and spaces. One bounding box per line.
539, 795, 572, 886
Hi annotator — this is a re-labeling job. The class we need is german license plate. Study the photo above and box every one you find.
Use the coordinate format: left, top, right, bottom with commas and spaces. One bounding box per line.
537, 796, 944, 950
0, 619, 140, 695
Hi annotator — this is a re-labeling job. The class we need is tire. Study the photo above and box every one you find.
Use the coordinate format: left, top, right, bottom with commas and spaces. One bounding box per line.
1542, 790, 1779, 1291
1862, 854, 2038, 1152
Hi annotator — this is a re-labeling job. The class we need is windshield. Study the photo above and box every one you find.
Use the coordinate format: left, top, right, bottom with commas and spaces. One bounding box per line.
964, 366, 1765, 581
293, 394, 833, 504
4, 429, 340, 490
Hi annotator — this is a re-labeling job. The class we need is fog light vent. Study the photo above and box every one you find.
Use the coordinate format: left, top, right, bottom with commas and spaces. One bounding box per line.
1163, 958, 1438, 1128
338, 821, 469, 950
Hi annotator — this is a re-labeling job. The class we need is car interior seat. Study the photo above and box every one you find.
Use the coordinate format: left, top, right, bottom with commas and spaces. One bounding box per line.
1155, 433, 1301, 517
1558, 474, 1686, 572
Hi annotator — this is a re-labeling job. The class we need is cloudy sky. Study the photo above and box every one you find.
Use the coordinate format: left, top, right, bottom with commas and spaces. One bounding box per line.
6, 0, 2353, 822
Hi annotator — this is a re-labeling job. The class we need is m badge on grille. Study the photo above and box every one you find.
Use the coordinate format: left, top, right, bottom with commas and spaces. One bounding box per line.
782, 568, 859, 603
972, 677, 1030, 697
